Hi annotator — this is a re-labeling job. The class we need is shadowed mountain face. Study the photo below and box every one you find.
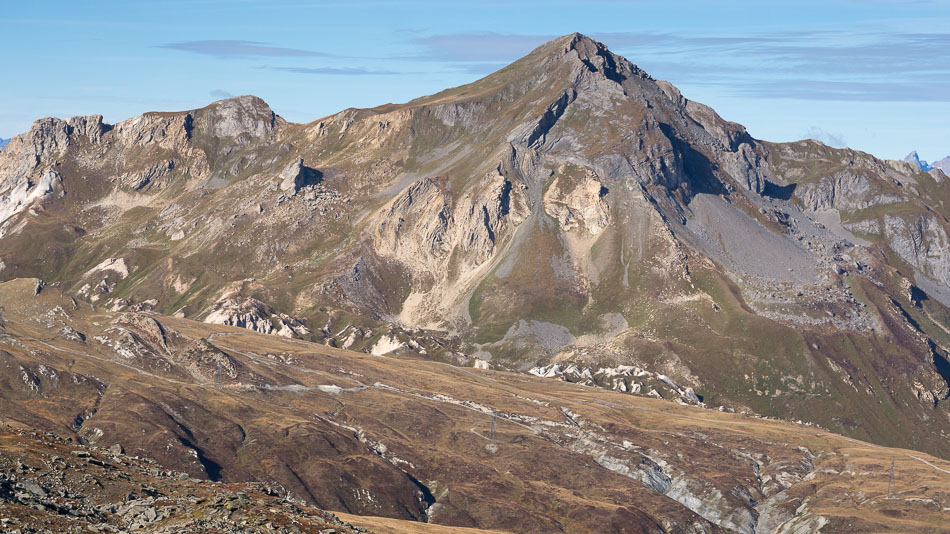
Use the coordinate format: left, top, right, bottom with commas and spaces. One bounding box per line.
2, 33, 950, 463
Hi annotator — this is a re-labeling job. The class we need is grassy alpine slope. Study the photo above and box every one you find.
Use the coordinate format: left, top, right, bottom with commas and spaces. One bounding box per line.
1, 33, 950, 469
0, 278, 949, 533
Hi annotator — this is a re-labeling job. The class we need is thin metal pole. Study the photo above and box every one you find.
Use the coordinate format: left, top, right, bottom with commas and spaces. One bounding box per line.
490, 412, 496, 445
888, 458, 894, 498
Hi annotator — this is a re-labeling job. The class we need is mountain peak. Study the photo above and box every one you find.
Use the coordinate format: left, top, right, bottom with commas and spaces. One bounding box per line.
559, 31, 599, 48
562, 32, 603, 51
403, 32, 633, 109
208, 94, 270, 109
199, 94, 282, 138
905, 150, 933, 171
526, 32, 617, 66
543, 32, 649, 85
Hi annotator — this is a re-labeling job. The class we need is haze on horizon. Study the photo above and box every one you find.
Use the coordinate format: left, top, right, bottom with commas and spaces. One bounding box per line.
0, 0, 947, 161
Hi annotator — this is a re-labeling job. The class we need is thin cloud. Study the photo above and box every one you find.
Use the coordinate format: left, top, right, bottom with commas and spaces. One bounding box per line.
802, 126, 847, 147
404, 29, 950, 102
264, 66, 401, 76
158, 40, 330, 59
209, 89, 233, 98
745, 32, 950, 75
729, 79, 950, 102
409, 32, 555, 62
591, 31, 792, 50
405, 30, 813, 63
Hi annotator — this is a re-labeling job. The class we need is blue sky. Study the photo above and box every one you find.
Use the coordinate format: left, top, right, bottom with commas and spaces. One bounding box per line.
1, 0, 947, 161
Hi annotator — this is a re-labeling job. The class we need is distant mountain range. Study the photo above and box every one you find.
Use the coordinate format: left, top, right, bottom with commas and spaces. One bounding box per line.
0, 138, 9, 151
905, 150, 950, 173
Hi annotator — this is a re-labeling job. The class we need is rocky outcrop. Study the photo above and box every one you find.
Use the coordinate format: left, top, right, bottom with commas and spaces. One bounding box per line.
200, 95, 281, 140
112, 313, 169, 353
174, 338, 239, 381
367, 167, 532, 326
542, 168, 609, 234
279, 157, 306, 192
720, 141, 772, 194
114, 112, 190, 148
0, 115, 105, 204
0, 168, 63, 228
884, 214, 950, 288
0, 115, 106, 184
204, 295, 309, 338
204, 297, 274, 333
120, 159, 176, 191
373, 170, 529, 276
373, 178, 451, 273
529, 362, 701, 404
0, 423, 368, 534
794, 170, 903, 212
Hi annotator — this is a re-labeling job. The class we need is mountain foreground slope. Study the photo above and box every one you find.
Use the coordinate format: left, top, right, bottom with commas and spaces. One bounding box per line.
1, 278, 950, 533
2, 32, 950, 529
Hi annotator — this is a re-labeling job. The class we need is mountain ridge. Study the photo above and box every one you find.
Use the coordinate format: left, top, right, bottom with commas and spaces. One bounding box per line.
905, 149, 950, 173
2, 33, 950, 464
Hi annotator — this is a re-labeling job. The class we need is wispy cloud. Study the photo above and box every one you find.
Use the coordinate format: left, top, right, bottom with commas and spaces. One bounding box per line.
802, 126, 847, 147
209, 89, 233, 99
592, 31, 790, 50
160, 30, 950, 102
263, 66, 401, 76
604, 30, 950, 101
729, 79, 950, 102
409, 32, 554, 62
404, 29, 950, 102
745, 32, 950, 75
158, 40, 330, 59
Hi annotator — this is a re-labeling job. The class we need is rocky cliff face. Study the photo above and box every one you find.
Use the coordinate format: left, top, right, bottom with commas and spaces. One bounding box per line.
2, 33, 950, 461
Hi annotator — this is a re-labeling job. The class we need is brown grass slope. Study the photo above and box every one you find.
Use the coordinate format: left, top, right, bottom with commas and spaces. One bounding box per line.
0, 278, 948, 533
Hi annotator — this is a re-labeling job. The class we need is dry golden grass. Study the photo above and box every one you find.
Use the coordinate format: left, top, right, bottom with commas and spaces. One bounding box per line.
337, 513, 513, 534
1, 279, 949, 532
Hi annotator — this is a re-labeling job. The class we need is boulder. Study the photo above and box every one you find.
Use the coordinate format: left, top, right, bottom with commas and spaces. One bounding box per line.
279, 158, 306, 192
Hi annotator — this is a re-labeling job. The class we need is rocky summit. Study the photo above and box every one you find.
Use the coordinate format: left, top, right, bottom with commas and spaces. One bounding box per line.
906, 151, 950, 174
2, 33, 950, 532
